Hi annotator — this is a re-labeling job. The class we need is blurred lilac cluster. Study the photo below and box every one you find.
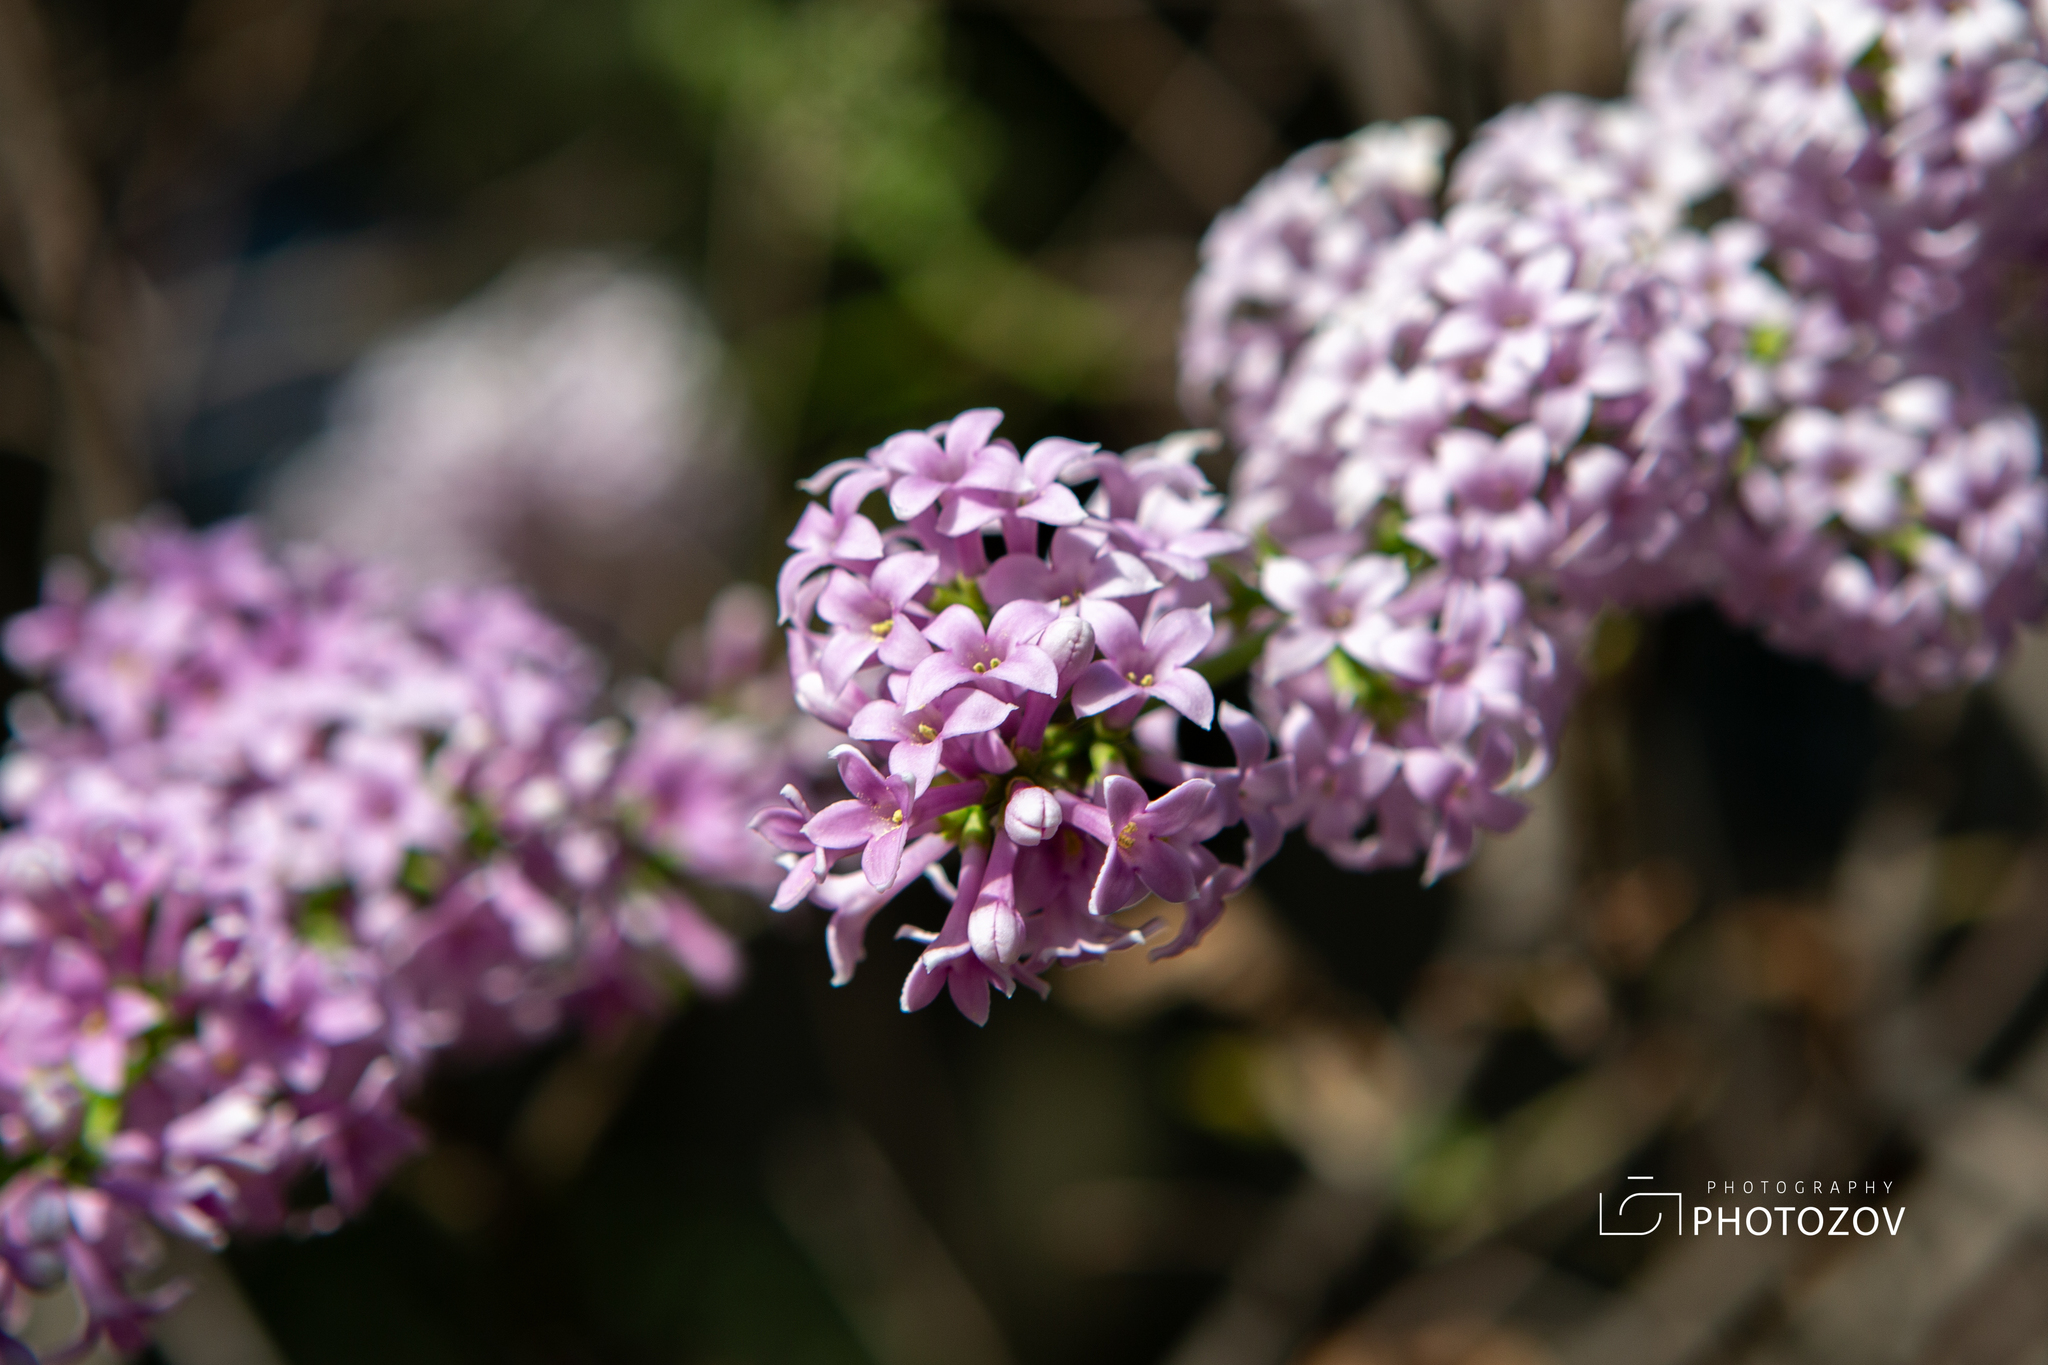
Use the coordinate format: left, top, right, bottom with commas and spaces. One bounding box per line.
1176, 0, 2048, 883
0, 522, 803, 1355
268, 255, 752, 656
1635, 0, 2048, 696
1179, 119, 1452, 450
759, 411, 1300, 1023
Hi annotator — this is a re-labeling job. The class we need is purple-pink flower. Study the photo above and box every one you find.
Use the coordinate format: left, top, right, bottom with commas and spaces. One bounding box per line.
0, 519, 813, 1354
765, 411, 1285, 1023
1070, 601, 1218, 727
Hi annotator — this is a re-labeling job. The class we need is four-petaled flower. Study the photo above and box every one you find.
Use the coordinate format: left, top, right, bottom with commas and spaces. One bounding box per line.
934, 436, 1093, 536
848, 686, 1016, 794
1258, 554, 1430, 682
1082, 775, 1216, 914
903, 601, 1060, 710
877, 408, 1007, 522
981, 527, 1161, 610
815, 554, 940, 691
802, 747, 920, 888
1071, 601, 1217, 727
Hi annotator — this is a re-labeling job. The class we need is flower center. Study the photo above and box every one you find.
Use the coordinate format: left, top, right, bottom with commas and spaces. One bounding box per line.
1328, 607, 1353, 628
916, 723, 937, 741
1116, 821, 1137, 851
1123, 671, 1155, 686
890, 809, 904, 825
81, 1010, 107, 1035
870, 619, 893, 638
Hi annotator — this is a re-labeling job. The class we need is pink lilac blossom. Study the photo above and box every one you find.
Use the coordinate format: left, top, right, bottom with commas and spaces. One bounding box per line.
1180, 118, 1452, 447
759, 410, 1301, 1025
1631, 0, 2048, 359
1618, 0, 2048, 695
1710, 374, 2048, 699
267, 254, 754, 658
1185, 40, 2048, 863
1240, 98, 1754, 608
1246, 559, 1571, 884
0, 520, 804, 1357
1174, 101, 1734, 886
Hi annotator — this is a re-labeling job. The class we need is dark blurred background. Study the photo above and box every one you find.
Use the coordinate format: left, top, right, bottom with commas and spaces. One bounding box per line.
7, 2, 2048, 1364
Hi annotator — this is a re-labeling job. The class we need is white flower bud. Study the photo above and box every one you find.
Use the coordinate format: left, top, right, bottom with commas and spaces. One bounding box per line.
1036, 615, 1097, 689
1003, 784, 1063, 847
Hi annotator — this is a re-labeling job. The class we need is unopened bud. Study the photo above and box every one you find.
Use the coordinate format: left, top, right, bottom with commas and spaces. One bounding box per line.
1004, 784, 1063, 847
1037, 615, 1097, 689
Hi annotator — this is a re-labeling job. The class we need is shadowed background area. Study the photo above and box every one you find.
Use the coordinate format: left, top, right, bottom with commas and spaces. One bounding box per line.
7, 2, 2048, 1364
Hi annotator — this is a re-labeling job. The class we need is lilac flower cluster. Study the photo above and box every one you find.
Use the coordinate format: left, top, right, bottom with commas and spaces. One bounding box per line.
1168, 97, 1747, 888
1180, 119, 1451, 448
270, 254, 750, 611
0, 521, 802, 1355
758, 411, 1301, 1023
1709, 372, 2048, 698
1243, 158, 1746, 606
1246, 561, 1568, 883
1632, 0, 2048, 697
1633, 0, 2048, 353
1177, 1, 2048, 864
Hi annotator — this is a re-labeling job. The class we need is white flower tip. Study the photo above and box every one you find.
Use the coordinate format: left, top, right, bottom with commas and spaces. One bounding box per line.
1002, 785, 1063, 847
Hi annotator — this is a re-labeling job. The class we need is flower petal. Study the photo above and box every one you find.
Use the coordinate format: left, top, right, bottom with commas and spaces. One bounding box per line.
804, 799, 883, 849
1078, 599, 1144, 662
1143, 778, 1215, 836
862, 822, 909, 888
1148, 669, 1216, 728
1069, 662, 1140, 717
1101, 774, 1149, 830
944, 408, 1005, 459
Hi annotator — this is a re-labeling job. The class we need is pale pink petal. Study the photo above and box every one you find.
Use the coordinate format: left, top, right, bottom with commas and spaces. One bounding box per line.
922, 604, 990, 653
1145, 606, 1215, 669
1069, 662, 1140, 717
1078, 599, 1144, 661
1149, 669, 1215, 728
944, 408, 1006, 459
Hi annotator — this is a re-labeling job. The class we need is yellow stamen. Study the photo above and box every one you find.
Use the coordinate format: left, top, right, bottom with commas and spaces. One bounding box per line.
891, 809, 904, 824
972, 662, 987, 673
1141, 673, 1154, 686
1116, 821, 1137, 852
870, 619, 893, 638
916, 723, 937, 741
